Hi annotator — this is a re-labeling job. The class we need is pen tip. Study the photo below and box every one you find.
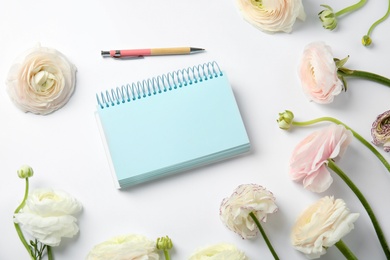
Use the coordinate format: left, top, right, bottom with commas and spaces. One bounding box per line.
190, 47, 205, 53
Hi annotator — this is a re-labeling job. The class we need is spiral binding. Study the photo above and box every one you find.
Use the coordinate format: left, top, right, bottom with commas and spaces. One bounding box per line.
96, 61, 222, 109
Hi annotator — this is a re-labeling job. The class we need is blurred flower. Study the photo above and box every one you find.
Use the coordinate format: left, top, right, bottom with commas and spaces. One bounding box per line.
291, 196, 359, 259
220, 184, 278, 239
14, 188, 82, 247
371, 110, 390, 152
86, 234, 159, 260
318, 5, 337, 30
289, 123, 353, 192
6, 44, 76, 115
189, 243, 248, 260
235, 0, 306, 33
298, 41, 390, 104
298, 42, 343, 104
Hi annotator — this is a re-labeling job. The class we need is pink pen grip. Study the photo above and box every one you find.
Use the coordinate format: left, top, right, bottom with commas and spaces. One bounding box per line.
111, 49, 152, 57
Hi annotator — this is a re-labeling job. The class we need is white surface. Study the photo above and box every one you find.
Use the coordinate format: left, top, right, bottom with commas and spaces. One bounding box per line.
1, 0, 390, 259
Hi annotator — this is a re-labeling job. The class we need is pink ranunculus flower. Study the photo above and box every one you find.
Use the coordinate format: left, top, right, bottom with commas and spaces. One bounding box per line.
6, 44, 77, 115
298, 42, 344, 104
289, 123, 353, 192
235, 0, 306, 33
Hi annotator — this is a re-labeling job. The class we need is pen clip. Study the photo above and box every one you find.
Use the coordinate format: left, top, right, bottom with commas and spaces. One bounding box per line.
113, 55, 144, 60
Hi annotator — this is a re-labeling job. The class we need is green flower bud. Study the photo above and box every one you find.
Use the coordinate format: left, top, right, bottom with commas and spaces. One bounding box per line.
17, 165, 34, 179
156, 236, 173, 251
318, 5, 337, 30
362, 35, 372, 46
277, 110, 294, 130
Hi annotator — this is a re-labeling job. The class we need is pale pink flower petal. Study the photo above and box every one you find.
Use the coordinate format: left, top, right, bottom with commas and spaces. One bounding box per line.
289, 124, 353, 193
298, 42, 343, 104
6, 44, 76, 115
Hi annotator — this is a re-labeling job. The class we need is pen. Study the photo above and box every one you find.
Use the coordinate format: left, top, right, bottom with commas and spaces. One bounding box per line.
101, 47, 205, 58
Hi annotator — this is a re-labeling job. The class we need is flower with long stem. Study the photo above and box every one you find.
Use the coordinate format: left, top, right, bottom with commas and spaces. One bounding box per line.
279, 115, 390, 258
327, 160, 390, 258
220, 184, 279, 259
298, 41, 390, 104
362, 0, 390, 46
14, 165, 82, 260
156, 236, 173, 260
14, 165, 36, 259
318, 0, 366, 30
277, 110, 390, 173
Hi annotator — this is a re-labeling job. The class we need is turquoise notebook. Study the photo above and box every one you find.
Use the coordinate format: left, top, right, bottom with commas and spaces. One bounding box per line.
95, 61, 250, 188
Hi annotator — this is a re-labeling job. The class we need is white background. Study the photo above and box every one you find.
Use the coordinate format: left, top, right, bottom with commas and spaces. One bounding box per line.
1, 0, 390, 259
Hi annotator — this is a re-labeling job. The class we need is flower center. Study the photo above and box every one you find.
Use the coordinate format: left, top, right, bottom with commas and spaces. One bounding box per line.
250, 0, 263, 8
33, 70, 56, 92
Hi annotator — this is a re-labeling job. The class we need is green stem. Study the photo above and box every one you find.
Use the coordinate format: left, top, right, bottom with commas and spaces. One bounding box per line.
338, 69, 390, 87
163, 249, 170, 260
249, 212, 280, 260
14, 178, 34, 259
292, 117, 390, 173
335, 240, 358, 259
366, 0, 390, 37
335, 0, 367, 17
47, 246, 54, 260
328, 160, 390, 259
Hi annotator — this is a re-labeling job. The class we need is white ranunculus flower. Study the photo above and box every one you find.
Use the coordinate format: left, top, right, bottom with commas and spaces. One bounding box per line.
220, 184, 278, 239
291, 196, 359, 259
86, 234, 159, 260
6, 44, 77, 115
189, 243, 248, 260
235, 0, 306, 33
13, 188, 82, 247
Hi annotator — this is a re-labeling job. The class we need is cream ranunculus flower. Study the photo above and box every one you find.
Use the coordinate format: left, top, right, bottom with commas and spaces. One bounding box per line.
298, 41, 344, 104
13, 188, 82, 247
291, 196, 359, 259
189, 243, 248, 260
220, 184, 278, 239
86, 234, 159, 260
235, 0, 306, 33
6, 44, 76, 115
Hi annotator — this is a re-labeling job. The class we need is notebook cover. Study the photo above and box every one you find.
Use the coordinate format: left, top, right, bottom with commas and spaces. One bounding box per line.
96, 62, 250, 188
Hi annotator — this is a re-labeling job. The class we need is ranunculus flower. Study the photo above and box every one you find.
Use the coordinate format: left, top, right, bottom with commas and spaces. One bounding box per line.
13, 188, 82, 247
291, 196, 359, 259
371, 109, 390, 152
235, 0, 306, 33
6, 44, 77, 115
220, 184, 278, 239
298, 41, 343, 104
289, 123, 353, 193
86, 234, 159, 260
189, 243, 248, 260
